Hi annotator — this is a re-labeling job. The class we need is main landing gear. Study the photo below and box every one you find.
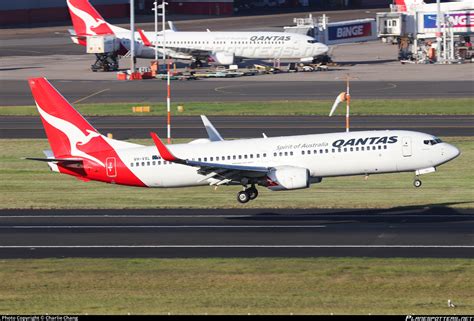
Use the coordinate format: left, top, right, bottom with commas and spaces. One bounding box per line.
237, 185, 259, 204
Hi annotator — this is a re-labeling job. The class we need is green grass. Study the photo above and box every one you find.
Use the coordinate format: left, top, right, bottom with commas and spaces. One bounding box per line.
0, 137, 473, 209
0, 258, 473, 314
0, 98, 473, 116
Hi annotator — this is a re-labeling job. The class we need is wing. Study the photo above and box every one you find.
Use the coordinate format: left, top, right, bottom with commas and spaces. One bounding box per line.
150, 132, 269, 186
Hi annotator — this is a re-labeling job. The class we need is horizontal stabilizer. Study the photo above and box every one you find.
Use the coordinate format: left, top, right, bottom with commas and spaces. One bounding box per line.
24, 157, 83, 164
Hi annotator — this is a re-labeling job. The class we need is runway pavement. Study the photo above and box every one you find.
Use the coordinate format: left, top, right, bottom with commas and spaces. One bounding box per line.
0, 206, 472, 258
1, 115, 472, 139
1, 80, 473, 106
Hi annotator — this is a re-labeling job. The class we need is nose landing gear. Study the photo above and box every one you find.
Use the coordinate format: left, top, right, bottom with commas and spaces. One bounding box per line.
236, 185, 259, 204
413, 178, 422, 188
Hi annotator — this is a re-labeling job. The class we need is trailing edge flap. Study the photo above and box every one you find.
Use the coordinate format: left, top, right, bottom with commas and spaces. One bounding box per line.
200, 115, 224, 141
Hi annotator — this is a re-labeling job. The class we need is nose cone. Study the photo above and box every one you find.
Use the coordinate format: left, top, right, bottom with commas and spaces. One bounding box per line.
319, 43, 329, 55
445, 144, 461, 162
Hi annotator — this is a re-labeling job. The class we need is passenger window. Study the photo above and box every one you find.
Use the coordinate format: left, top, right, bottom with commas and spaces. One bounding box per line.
256, 154, 260, 158
350, 147, 353, 152
378, 145, 382, 150
136, 162, 139, 166
332, 149, 335, 153
284, 152, 288, 156
227, 156, 231, 160
244, 155, 248, 159
279, 152, 283, 156
216, 157, 219, 161
152, 161, 156, 166
290, 151, 293, 156
210, 157, 214, 161
204, 158, 207, 161
372, 146, 376, 150
233, 155, 236, 160
361, 147, 365, 151
158, 161, 161, 165
142, 162, 145, 166
314, 150, 317, 154
238, 155, 242, 159
130, 163, 133, 167
320, 149, 323, 154
302, 150, 305, 155
250, 155, 253, 159
147, 161, 150, 166
263, 153, 267, 157
338, 149, 341, 153
198, 158, 202, 162
307, 150, 310, 155
344, 148, 347, 152
325, 149, 329, 153
384, 145, 387, 149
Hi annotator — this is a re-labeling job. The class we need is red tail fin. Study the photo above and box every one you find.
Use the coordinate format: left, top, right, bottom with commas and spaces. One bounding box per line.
28, 78, 108, 166
67, 0, 114, 36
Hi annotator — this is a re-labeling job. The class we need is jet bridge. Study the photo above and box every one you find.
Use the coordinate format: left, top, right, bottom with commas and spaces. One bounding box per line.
284, 14, 378, 46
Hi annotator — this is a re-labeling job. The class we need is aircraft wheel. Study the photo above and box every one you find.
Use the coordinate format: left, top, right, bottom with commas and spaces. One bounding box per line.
247, 187, 258, 200
237, 191, 250, 204
413, 179, 422, 188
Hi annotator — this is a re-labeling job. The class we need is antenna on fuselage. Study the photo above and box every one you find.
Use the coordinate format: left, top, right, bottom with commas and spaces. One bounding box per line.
329, 74, 358, 132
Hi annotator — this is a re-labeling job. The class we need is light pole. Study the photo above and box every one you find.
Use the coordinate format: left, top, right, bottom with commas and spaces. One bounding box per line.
158, 1, 168, 68
152, 1, 158, 61
436, 0, 442, 63
158, 1, 171, 143
130, 0, 135, 73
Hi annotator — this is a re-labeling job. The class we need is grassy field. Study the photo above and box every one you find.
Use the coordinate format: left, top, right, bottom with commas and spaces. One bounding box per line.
0, 258, 472, 314
0, 137, 472, 209
0, 98, 473, 116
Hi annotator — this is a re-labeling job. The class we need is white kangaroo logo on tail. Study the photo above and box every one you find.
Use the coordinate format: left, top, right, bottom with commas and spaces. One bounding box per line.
36, 104, 105, 167
67, 0, 107, 35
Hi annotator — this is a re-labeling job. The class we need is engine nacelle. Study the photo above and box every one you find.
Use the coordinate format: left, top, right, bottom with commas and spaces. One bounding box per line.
212, 51, 235, 65
266, 166, 310, 191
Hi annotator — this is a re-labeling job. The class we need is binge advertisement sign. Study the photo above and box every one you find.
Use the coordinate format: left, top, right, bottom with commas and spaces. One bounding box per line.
423, 12, 473, 30
327, 22, 373, 41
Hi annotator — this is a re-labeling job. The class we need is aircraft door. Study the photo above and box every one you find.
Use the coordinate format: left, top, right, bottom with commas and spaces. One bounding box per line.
106, 157, 117, 177
402, 137, 412, 157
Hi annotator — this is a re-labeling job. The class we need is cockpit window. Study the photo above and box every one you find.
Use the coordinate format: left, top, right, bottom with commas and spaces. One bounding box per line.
423, 138, 443, 145
307, 39, 318, 44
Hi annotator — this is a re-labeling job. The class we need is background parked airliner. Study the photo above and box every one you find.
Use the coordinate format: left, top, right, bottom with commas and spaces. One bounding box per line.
27, 78, 460, 203
67, 0, 328, 66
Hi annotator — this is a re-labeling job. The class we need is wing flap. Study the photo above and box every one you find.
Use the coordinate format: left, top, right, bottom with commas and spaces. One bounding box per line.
150, 132, 270, 184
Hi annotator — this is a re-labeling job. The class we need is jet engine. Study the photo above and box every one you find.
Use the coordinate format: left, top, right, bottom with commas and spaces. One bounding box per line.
265, 166, 310, 191
212, 51, 235, 65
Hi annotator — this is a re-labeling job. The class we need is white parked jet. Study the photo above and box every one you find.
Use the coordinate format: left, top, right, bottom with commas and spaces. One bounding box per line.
27, 77, 460, 203
67, 0, 329, 65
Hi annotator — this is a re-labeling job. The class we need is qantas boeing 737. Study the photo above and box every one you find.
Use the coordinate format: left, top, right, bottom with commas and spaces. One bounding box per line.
66, 0, 328, 66
27, 78, 460, 203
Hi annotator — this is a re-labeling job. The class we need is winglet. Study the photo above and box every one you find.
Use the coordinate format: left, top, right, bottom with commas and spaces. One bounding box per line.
150, 132, 180, 162
200, 115, 224, 142
137, 28, 152, 47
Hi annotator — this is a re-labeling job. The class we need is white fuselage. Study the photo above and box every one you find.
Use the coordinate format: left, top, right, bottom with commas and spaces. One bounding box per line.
109, 130, 459, 188
110, 26, 328, 62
